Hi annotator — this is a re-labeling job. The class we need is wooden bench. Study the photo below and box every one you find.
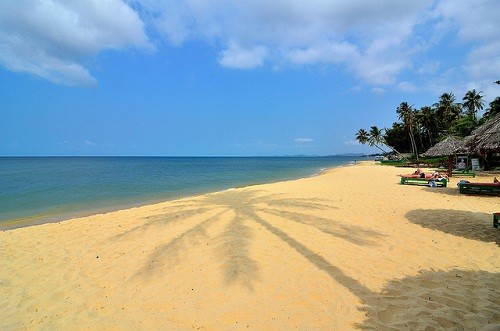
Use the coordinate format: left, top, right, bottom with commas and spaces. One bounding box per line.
451, 171, 476, 177
458, 182, 500, 195
400, 177, 448, 187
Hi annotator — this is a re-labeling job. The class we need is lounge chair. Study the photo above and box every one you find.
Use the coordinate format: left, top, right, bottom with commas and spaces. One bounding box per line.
451, 170, 476, 177
400, 176, 448, 187
458, 182, 500, 195
432, 169, 476, 177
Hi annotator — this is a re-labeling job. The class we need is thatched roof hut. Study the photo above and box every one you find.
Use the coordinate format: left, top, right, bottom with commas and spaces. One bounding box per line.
423, 136, 463, 157
423, 136, 465, 177
464, 113, 500, 152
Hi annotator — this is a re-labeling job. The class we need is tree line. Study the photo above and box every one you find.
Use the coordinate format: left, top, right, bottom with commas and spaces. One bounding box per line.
356, 84, 500, 160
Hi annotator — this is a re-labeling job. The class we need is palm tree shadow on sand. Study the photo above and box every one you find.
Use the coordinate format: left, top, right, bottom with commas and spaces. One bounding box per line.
405, 209, 500, 246
112, 189, 384, 291
108, 189, 499, 328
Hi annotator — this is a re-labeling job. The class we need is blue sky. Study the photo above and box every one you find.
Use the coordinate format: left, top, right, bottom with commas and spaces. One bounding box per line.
1, 0, 499, 156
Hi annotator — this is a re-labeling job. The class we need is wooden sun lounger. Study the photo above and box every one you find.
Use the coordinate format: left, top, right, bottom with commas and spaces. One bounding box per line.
432, 170, 476, 177
400, 176, 447, 187
458, 182, 500, 195
451, 170, 476, 177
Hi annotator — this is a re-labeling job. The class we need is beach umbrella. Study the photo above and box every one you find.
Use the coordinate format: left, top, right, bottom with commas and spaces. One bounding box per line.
423, 136, 464, 177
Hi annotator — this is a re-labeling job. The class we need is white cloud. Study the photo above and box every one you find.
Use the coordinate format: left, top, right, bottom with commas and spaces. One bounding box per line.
343, 140, 360, 146
428, 0, 500, 97
371, 87, 387, 95
417, 61, 440, 75
219, 43, 269, 69
135, 0, 433, 85
138, 0, 499, 92
1, 0, 499, 92
0, 0, 152, 86
398, 81, 417, 93
294, 137, 313, 143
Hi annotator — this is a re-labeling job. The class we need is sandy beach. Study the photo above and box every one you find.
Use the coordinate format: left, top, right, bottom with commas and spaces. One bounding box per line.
1, 161, 499, 330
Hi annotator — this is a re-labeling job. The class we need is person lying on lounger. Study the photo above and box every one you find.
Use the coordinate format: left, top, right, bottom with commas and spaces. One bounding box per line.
431, 171, 448, 180
399, 170, 446, 179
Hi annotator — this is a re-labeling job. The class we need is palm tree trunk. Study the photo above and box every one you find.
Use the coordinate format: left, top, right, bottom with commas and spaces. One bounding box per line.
383, 143, 409, 162
409, 128, 419, 161
372, 144, 388, 154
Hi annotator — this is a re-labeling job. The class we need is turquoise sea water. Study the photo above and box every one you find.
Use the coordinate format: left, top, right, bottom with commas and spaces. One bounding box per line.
0, 156, 362, 229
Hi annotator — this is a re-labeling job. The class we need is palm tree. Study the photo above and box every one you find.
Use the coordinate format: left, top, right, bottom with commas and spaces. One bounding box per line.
416, 106, 435, 148
356, 127, 387, 154
462, 89, 484, 121
434, 92, 461, 129
396, 102, 418, 161
368, 126, 389, 154
356, 127, 407, 161
482, 97, 500, 121
355, 129, 369, 145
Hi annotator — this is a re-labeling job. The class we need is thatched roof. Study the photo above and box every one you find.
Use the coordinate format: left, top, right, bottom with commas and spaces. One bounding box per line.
423, 136, 463, 157
454, 136, 473, 154
463, 112, 500, 152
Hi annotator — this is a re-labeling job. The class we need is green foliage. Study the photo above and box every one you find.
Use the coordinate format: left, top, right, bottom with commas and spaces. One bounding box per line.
482, 97, 500, 121
384, 122, 411, 153
396, 102, 418, 159
355, 128, 369, 144
433, 92, 462, 132
379, 160, 406, 166
356, 86, 498, 156
368, 126, 385, 149
450, 115, 477, 137
462, 89, 484, 120
415, 106, 437, 149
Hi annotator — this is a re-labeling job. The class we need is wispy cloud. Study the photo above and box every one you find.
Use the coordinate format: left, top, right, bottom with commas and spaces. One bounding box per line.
294, 138, 313, 144
371, 87, 387, 95
294, 137, 314, 149
398, 81, 417, 93
343, 140, 361, 146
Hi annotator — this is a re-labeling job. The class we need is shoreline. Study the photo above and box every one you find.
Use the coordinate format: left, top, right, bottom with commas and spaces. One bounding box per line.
0, 161, 355, 231
1, 161, 498, 329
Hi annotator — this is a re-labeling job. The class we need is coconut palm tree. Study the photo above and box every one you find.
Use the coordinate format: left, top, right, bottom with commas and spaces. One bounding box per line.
416, 106, 436, 148
368, 126, 388, 154
462, 89, 484, 121
356, 127, 406, 160
482, 97, 500, 121
396, 102, 418, 161
434, 92, 461, 129
355, 127, 387, 154
355, 129, 369, 145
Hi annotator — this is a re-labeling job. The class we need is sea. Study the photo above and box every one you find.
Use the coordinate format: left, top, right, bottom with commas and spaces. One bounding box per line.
0, 156, 363, 229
